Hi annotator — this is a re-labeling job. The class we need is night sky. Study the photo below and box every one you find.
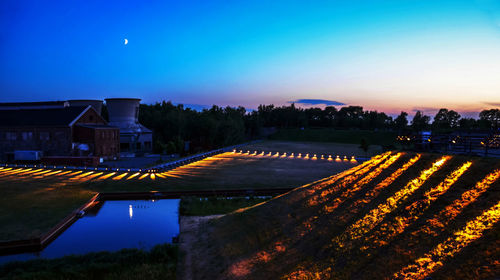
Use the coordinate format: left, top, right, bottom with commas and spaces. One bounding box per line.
1, 0, 499, 115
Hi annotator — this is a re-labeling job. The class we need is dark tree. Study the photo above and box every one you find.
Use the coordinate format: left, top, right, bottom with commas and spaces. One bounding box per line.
432, 108, 461, 130
394, 111, 409, 130
411, 111, 431, 131
479, 109, 500, 129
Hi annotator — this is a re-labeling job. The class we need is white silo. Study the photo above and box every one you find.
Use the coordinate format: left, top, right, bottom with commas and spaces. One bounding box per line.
105, 98, 152, 154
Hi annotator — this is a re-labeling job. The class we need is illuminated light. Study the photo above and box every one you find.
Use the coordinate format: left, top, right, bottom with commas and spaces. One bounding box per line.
94, 172, 116, 181
335, 156, 449, 244
267, 152, 272, 156
308, 152, 392, 205
417, 168, 500, 237
126, 172, 141, 180
69, 171, 94, 180
128, 169, 130, 172
343, 156, 348, 162
335, 155, 341, 162
321, 155, 324, 160
150, 173, 156, 180
361, 161, 472, 250
273, 152, 280, 157
393, 200, 500, 280
251, 151, 257, 155
350, 156, 357, 163
289, 153, 294, 158
112, 173, 128, 180
259, 151, 265, 156
323, 153, 402, 214
155, 173, 166, 179
52, 170, 74, 177
281, 152, 287, 158
129, 205, 133, 219
328, 155, 333, 161
232, 149, 236, 153
311, 154, 317, 160
304, 154, 310, 160
30, 169, 54, 176
297, 153, 302, 158
138, 173, 149, 180
40, 170, 63, 177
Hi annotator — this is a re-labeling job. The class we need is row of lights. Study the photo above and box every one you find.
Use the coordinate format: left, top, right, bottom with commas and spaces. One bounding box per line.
232, 150, 358, 163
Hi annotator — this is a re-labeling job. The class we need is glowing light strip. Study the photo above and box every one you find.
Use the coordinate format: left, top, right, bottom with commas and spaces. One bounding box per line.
29, 169, 53, 176
417, 168, 500, 237
324, 153, 402, 213
51, 170, 73, 177
126, 172, 141, 180
362, 161, 472, 249
40, 170, 63, 177
79, 172, 104, 181
112, 173, 128, 180
393, 200, 500, 280
339, 156, 449, 243
94, 172, 116, 181
155, 173, 166, 179
138, 173, 149, 180
150, 173, 156, 180
0, 168, 32, 176
69, 171, 94, 180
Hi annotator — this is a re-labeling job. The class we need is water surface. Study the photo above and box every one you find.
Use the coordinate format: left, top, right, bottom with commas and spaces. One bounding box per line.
0, 199, 179, 264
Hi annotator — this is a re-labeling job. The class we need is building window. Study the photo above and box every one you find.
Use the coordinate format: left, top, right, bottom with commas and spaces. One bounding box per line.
6, 132, 17, 140
40, 132, 50, 141
22, 132, 33, 141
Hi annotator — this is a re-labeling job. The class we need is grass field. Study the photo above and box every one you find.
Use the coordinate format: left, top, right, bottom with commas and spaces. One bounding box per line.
179, 196, 271, 216
0, 244, 177, 280
0, 141, 357, 241
269, 128, 398, 147
188, 152, 500, 280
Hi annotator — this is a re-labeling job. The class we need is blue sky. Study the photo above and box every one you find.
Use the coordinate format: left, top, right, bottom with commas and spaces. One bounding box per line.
1, 0, 499, 115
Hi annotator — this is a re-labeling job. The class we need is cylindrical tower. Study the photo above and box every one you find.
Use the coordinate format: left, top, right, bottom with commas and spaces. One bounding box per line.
105, 98, 141, 125
68, 99, 103, 115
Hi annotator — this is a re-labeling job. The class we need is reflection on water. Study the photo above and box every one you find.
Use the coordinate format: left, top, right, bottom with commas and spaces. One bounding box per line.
0, 199, 179, 264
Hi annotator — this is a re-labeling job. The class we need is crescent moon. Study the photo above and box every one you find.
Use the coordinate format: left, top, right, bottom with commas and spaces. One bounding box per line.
124, 38, 128, 45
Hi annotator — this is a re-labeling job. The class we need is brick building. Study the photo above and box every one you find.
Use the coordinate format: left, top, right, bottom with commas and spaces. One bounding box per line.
0, 105, 119, 161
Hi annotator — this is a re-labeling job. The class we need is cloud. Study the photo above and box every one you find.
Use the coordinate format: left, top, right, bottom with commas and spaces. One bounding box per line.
482, 101, 500, 107
288, 99, 345, 106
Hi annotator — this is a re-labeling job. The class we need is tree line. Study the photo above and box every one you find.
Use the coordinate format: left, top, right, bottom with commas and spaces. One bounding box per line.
137, 101, 500, 154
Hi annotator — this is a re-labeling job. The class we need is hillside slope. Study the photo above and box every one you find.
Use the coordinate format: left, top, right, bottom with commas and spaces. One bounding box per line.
189, 152, 500, 280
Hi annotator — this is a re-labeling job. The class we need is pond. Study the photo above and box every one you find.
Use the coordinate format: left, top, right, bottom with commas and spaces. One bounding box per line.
0, 199, 179, 264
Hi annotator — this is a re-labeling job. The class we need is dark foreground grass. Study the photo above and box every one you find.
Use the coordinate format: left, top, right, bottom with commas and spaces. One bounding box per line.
0, 244, 177, 280
179, 196, 271, 216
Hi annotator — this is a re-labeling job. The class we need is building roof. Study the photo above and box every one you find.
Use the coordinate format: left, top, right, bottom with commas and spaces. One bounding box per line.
0, 101, 68, 110
0, 106, 90, 127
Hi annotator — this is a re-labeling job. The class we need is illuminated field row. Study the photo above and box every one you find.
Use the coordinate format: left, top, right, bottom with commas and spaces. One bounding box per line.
331, 156, 450, 252
361, 161, 472, 250
393, 200, 500, 280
